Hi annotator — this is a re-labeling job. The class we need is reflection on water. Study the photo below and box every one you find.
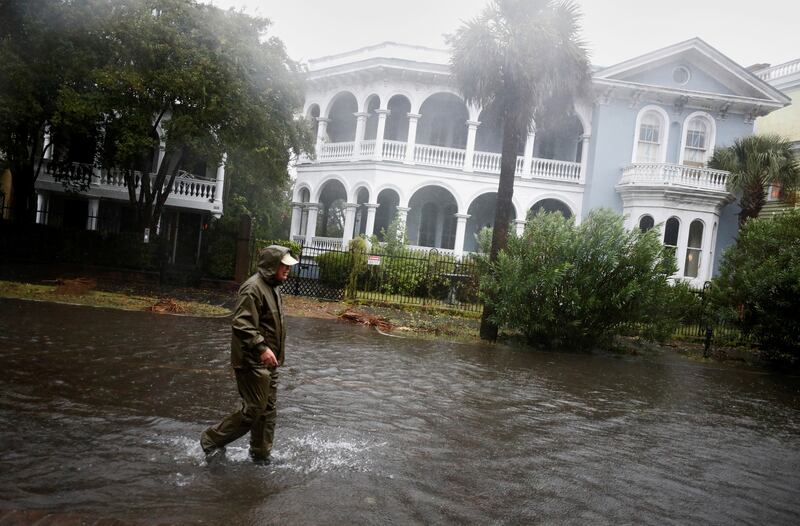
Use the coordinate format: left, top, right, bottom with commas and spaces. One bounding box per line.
1, 298, 799, 525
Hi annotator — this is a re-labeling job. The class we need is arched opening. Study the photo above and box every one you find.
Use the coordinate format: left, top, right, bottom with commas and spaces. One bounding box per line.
663, 216, 680, 262
416, 93, 468, 149
374, 189, 400, 241
385, 95, 411, 141
529, 199, 573, 219
317, 180, 347, 238
639, 215, 655, 232
354, 187, 370, 237
407, 186, 458, 249
534, 113, 583, 162
364, 96, 380, 141
465, 193, 517, 253
684, 219, 704, 278
326, 93, 358, 143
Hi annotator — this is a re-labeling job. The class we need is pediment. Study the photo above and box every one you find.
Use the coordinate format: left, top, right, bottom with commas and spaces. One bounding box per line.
594, 38, 789, 104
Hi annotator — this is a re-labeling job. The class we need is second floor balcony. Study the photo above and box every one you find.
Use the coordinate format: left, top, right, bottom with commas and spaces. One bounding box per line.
299, 139, 584, 183
619, 162, 731, 193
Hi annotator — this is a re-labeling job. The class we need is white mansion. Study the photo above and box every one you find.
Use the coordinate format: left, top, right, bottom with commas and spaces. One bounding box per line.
290, 39, 791, 287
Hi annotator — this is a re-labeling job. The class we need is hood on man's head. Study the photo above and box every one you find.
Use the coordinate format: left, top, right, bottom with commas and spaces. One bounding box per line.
257, 245, 297, 282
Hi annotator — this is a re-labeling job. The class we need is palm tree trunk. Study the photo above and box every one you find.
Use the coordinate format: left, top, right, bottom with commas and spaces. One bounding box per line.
479, 117, 520, 341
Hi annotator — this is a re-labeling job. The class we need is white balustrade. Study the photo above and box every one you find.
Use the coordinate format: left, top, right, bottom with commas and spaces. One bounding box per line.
620, 163, 730, 191
755, 58, 800, 81
473, 151, 501, 173
382, 140, 406, 161
414, 143, 466, 169
359, 140, 376, 158
531, 158, 582, 181
318, 141, 355, 161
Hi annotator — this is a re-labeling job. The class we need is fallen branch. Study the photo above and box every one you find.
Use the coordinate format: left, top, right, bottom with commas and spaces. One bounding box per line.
338, 308, 395, 332
147, 298, 187, 314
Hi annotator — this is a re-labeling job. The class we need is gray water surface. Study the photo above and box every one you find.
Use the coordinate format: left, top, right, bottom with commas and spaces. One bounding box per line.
1, 298, 799, 525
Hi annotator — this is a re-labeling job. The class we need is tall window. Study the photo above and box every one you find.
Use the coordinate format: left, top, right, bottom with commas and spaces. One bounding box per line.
636, 111, 664, 163
684, 220, 704, 278
682, 117, 709, 167
664, 217, 680, 260
639, 215, 654, 232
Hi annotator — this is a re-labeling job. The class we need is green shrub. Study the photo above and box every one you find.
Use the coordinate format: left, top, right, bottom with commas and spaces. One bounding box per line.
483, 209, 679, 350
710, 210, 800, 363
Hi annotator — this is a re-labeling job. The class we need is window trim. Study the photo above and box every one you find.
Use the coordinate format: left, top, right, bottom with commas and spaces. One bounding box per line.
678, 111, 716, 167
631, 105, 670, 164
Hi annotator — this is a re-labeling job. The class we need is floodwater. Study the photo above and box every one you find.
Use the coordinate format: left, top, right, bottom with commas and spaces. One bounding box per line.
1, 298, 799, 525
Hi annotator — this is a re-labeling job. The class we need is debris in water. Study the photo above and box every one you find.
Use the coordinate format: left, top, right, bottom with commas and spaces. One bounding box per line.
338, 309, 395, 332
147, 299, 187, 314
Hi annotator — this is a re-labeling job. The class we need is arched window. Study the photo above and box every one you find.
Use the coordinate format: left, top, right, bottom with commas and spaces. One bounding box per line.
684, 220, 704, 278
664, 217, 680, 259
680, 113, 715, 167
634, 109, 666, 163
639, 215, 654, 232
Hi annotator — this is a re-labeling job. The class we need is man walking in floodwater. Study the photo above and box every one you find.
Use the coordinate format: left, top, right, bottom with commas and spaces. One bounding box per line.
200, 245, 298, 465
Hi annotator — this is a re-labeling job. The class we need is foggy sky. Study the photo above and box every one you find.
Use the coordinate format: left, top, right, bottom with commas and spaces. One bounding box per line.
209, 0, 798, 69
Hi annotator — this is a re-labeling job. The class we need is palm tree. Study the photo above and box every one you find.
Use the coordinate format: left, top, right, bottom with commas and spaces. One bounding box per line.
709, 134, 800, 227
448, 0, 591, 341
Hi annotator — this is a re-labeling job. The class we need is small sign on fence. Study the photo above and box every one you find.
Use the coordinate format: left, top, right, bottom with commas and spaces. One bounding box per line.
367, 255, 381, 266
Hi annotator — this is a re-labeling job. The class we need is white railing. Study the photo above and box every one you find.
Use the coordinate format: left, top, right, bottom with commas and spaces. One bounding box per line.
303, 140, 582, 182
318, 141, 354, 161
359, 140, 376, 158
414, 143, 465, 169
382, 140, 406, 161
531, 158, 582, 181
39, 160, 216, 203
755, 58, 800, 81
310, 236, 345, 250
620, 163, 730, 191
406, 244, 457, 257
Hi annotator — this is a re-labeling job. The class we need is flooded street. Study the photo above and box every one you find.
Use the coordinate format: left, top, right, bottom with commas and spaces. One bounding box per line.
1, 297, 799, 525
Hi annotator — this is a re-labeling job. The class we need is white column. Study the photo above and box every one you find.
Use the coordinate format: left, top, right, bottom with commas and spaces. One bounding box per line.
304, 203, 320, 240
212, 153, 226, 217
514, 219, 526, 237
342, 202, 358, 244
315, 118, 330, 161
374, 109, 390, 161
463, 120, 480, 172
352, 112, 368, 161
289, 202, 303, 238
156, 139, 166, 174
86, 198, 99, 231
42, 125, 53, 161
396, 206, 410, 237
404, 113, 421, 164
364, 203, 379, 237
35, 192, 49, 224
522, 130, 536, 178
454, 213, 470, 257
579, 134, 591, 183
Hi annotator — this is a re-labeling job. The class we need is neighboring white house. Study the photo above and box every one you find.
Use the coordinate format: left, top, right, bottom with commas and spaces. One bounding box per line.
291, 38, 790, 287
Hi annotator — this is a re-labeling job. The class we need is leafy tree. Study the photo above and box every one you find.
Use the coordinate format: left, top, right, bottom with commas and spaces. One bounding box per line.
483, 209, 682, 350
448, 0, 591, 340
709, 134, 800, 227
710, 210, 800, 364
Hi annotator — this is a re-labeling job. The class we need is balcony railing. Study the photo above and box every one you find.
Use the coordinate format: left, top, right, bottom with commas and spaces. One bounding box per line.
37, 160, 218, 206
620, 163, 730, 191
302, 140, 582, 183
755, 58, 800, 81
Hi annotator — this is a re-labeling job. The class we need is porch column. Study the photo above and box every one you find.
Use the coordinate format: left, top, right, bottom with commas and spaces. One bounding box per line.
404, 113, 421, 164
289, 202, 303, 238
514, 219, 526, 237
453, 213, 470, 257
212, 153, 226, 217
373, 109, 390, 161
342, 202, 358, 244
395, 206, 410, 237
463, 120, 480, 172
35, 192, 49, 225
364, 203, 379, 237
521, 129, 536, 178
315, 118, 330, 161
86, 198, 99, 231
352, 112, 368, 161
156, 138, 166, 174
305, 203, 320, 240
579, 134, 591, 183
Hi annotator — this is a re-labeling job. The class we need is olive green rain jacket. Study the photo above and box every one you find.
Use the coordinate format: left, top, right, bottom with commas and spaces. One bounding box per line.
230, 245, 292, 369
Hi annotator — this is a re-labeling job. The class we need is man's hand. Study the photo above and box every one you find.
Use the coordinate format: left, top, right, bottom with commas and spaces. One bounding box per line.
259, 348, 278, 367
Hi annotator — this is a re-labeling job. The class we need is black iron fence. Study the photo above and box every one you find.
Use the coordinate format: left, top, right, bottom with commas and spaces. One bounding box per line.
283, 243, 483, 312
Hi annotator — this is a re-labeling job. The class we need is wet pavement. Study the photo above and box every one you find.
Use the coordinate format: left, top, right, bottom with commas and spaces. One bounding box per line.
1, 297, 799, 525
